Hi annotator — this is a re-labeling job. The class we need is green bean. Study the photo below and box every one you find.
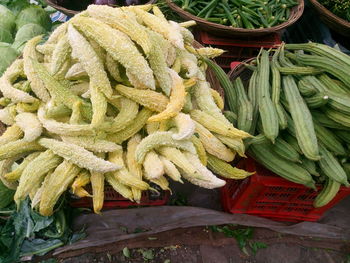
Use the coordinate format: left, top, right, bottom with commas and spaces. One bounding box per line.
197, 0, 220, 18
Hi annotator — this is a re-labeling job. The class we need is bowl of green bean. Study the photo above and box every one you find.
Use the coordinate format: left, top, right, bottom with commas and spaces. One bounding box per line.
166, 0, 304, 37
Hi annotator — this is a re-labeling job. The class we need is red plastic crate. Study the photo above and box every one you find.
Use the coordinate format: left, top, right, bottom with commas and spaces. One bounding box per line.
194, 30, 282, 70
70, 184, 169, 209
221, 157, 350, 222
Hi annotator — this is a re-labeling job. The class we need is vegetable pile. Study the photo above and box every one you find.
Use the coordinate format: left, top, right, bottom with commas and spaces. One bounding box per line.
0, 0, 54, 76
318, 0, 350, 22
224, 42, 350, 208
0, 4, 252, 216
0, 198, 84, 263
172, 0, 298, 28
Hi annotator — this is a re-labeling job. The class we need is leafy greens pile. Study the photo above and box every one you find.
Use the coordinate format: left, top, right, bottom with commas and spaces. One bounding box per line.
0, 194, 85, 263
0, 0, 57, 76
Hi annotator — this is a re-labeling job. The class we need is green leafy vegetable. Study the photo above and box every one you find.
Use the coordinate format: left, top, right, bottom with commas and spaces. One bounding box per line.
0, 180, 14, 208
0, 42, 19, 77
209, 225, 267, 255
0, 5, 16, 33
0, 0, 30, 16
0, 198, 85, 262
0, 28, 13, 44
13, 23, 46, 51
16, 5, 51, 31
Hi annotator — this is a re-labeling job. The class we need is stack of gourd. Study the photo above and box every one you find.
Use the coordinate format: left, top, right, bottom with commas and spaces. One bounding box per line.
0, 4, 252, 216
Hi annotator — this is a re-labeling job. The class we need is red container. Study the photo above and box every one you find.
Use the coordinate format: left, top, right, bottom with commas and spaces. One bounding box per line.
70, 184, 169, 209
221, 158, 350, 222
194, 30, 282, 70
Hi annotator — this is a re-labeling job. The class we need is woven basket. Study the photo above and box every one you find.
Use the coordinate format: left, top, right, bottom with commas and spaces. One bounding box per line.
45, 0, 156, 17
166, 0, 304, 37
309, 0, 350, 37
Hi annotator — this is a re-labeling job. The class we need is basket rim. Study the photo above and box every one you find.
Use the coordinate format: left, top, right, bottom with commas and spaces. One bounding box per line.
166, 0, 304, 34
45, 0, 79, 15
45, 0, 156, 16
308, 0, 350, 28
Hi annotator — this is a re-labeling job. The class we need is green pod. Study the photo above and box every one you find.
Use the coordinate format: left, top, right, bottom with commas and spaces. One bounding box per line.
334, 130, 350, 144
204, 58, 237, 114
343, 163, 350, 180
311, 110, 350, 130
297, 78, 318, 97
271, 137, 302, 163
318, 74, 348, 94
275, 102, 288, 130
304, 92, 329, 109
285, 42, 350, 72
300, 157, 319, 177
313, 121, 347, 156
257, 50, 279, 142
247, 70, 259, 135
318, 144, 349, 186
223, 110, 237, 127
324, 108, 350, 128
283, 76, 320, 161
248, 143, 315, 189
234, 77, 253, 133
287, 52, 350, 88
283, 132, 303, 154
314, 178, 341, 208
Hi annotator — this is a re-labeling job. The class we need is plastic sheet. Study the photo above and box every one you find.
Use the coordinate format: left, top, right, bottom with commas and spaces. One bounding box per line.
54, 199, 350, 257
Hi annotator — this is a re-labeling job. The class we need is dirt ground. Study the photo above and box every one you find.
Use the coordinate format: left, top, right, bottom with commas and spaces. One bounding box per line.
57, 226, 349, 263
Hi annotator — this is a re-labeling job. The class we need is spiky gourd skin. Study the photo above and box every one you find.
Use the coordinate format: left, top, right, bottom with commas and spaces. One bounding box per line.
115, 84, 168, 112
159, 155, 183, 183
128, 7, 184, 50
105, 54, 123, 82
71, 170, 90, 193
107, 97, 139, 132
3, 152, 40, 181
61, 136, 121, 152
107, 108, 153, 144
87, 5, 153, 55
15, 113, 42, 142
207, 154, 253, 179
37, 106, 95, 137
148, 69, 186, 122
0, 59, 37, 103
50, 35, 71, 77
0, 140, 44, 161
68, 24, 112, 98
23, 36, 51, 102
71, 16, 155, 90
135, 131, 196, 163
14, 150, 63, 204
32, 60, 93, 120
183, 152, 226, 189
65, 63, 87, 80
172, 113, 195, 140
0, 106, 16, 125
108, 150, 149, 190
143, 151, 165, 179
194, 121, 235, 162
40, 161, 81, 216
126, 134, 143, 202
90, 171, 105, 214
38, 138, 120, 173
